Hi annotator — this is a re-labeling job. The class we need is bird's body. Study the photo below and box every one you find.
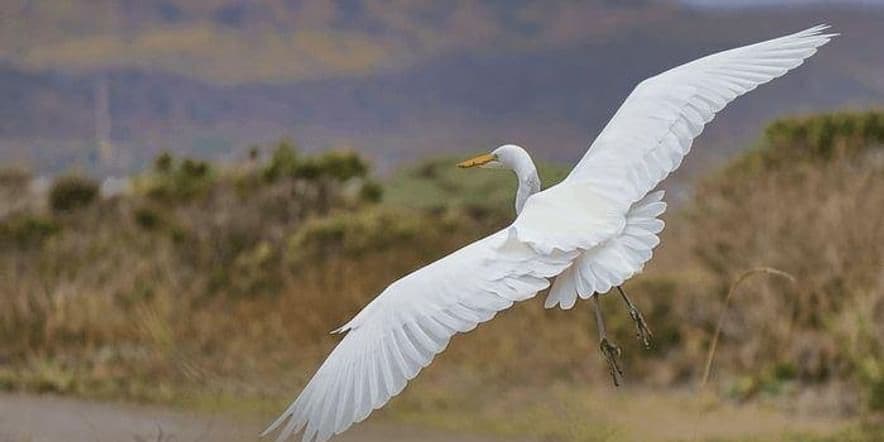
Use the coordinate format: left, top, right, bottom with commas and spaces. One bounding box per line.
263, 25, 836, 442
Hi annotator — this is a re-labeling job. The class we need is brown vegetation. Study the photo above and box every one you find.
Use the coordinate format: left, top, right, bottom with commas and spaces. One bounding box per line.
0, 111, 882, 440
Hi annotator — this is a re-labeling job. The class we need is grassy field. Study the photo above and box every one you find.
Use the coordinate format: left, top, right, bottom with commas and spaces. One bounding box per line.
0, 112, 882, 441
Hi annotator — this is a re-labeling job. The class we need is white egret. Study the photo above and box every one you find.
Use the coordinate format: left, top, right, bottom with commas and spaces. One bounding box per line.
263, 25, 836, 442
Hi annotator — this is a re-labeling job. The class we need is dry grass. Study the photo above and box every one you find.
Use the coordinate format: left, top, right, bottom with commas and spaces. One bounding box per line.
681, 153, 884, 408
0, 113, 882, 440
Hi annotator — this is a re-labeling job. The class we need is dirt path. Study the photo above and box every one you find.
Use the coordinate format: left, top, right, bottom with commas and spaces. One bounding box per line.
0, 390, 858, 442
0, 393, 511, 442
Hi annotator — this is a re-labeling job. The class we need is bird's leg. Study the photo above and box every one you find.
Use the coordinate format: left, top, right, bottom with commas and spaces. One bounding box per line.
617, 286, 653, 350
592, 294, 623, 387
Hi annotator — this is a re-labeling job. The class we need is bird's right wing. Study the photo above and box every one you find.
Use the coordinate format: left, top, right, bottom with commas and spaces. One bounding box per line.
567, 25, 836, 204
262, 228, 583, 442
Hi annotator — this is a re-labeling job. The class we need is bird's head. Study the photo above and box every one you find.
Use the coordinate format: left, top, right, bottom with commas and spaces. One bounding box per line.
457, 144, 531, 171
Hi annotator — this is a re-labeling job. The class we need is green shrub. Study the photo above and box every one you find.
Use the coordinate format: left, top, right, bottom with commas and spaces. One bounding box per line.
764, 111, 884, 159
180, 159, 209, 178
153, 152, 173, 173
286, 208, 421, 261
261, 139, 371, 184
140, 153, 214, 203
0, 215, 60, 248
358, 180, 383, 203
286, 207, 473, 265
229, 241, 280, 296
315, 150, 368, 181
857, 356, 884, 411
133, 206, 165, 230
49, 175, 99, 212
262, 140, 299, 182
726, 110, 884, 177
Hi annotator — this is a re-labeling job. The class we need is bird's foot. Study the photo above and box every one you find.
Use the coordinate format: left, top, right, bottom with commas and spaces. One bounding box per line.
599, 336, 623, 387
617, 286, 654, 350
627, 304, 654, 350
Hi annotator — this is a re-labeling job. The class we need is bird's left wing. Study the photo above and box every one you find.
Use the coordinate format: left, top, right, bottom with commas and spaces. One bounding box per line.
262, 229, 578, 442
566, 24, 836, 204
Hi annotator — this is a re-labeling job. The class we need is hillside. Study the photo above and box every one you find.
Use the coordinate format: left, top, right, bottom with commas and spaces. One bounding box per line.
0, 1, 883, 175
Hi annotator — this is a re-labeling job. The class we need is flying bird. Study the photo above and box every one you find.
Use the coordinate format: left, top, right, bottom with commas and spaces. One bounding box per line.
262, 25, 836, 442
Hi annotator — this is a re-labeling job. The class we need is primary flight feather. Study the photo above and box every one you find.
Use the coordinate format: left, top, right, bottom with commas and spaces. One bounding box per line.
262, 25, 836, 442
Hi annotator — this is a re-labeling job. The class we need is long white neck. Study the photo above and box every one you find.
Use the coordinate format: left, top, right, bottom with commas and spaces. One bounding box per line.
513, 159, 540, 215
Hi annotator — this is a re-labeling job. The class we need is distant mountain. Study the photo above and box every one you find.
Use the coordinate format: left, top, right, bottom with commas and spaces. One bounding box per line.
0, 1, 882, 175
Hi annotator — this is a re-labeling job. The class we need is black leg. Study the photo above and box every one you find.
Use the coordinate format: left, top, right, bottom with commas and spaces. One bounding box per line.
617, 286, 653, 350
593, 295, 623, 387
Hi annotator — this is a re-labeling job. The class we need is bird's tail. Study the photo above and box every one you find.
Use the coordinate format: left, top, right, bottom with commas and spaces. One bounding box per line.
545, 191, 666, 310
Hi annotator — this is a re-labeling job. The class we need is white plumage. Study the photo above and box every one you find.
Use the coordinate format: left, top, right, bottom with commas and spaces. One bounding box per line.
545, 190, 666, 310
262, 25, 836, 442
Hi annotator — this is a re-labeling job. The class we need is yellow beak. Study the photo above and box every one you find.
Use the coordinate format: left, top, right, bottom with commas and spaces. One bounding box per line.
457, 153, 495, 168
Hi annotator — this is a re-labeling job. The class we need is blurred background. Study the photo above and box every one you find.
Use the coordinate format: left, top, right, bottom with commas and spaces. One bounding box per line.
0, 1, 882, 441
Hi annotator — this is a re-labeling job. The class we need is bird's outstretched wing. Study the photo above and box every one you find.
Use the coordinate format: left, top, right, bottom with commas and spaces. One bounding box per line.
567, 24, 837, 204
262, 229, 581, 442
544, 25, 835, 309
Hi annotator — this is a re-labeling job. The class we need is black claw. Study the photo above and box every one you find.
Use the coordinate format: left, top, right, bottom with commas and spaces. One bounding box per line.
618, 286, 654, 350
599, 336, 623, 387
629, 306, 654, 350
592, 294, 624, 387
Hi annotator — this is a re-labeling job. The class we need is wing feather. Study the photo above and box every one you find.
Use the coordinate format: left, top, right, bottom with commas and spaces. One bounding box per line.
566, 24, 836, 204
540, 25, 835, 308
263, 230, 578, 442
